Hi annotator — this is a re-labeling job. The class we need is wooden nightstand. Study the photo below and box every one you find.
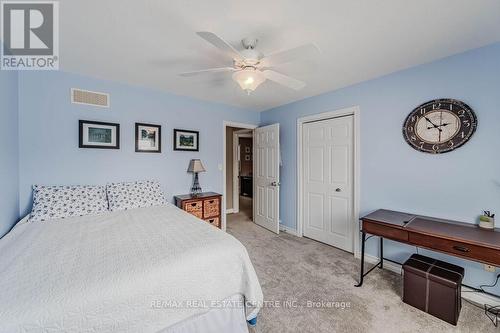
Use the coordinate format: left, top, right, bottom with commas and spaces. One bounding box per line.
174, 192, 222, 229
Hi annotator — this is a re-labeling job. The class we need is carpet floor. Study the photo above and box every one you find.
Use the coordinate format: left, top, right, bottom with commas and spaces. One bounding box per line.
227, 197, 496, 333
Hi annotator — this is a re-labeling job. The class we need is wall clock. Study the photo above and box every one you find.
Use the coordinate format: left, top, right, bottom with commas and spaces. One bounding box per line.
403, 99, 477, 154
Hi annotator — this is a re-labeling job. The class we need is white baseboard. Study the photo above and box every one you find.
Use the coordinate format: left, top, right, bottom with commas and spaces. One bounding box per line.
363, 254, 500, 307
279, 224, 299, 236
226, 208, 235, 214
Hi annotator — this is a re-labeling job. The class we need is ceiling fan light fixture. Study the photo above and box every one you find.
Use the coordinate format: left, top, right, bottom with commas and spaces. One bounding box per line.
232, 68, 266, 95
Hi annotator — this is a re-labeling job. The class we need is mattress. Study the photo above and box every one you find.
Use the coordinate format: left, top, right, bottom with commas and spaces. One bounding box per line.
0, 204, 263, 332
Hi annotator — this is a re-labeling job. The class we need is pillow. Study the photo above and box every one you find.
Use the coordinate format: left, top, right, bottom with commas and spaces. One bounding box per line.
30, 184, 109, 222
106, 180, 166, 212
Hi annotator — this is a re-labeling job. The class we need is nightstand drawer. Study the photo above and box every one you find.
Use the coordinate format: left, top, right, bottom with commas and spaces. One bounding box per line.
203, 198, 220, 218
183, 201, 203, 218
205, 217, 220, 228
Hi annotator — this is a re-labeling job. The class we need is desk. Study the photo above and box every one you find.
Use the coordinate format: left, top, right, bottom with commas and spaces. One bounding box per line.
356, 209, 500, 287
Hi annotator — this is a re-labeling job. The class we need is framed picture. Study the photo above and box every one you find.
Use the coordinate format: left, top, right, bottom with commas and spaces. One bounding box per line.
79, 120, 120, 149
245, 155, 251, 161
174, 129, 199, 151
135, 123, 161, 153
245, 147, 251, 153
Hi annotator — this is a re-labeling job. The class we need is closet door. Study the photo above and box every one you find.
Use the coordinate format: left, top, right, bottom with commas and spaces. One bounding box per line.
303, 116, 354, 252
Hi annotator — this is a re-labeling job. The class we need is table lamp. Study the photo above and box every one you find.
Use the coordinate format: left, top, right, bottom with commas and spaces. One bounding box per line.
187, 159, 206, 196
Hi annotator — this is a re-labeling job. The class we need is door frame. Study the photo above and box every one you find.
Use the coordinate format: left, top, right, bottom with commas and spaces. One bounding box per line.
232, 131, 253, 214
222, 121, 257, 231
296, 106, 361, 256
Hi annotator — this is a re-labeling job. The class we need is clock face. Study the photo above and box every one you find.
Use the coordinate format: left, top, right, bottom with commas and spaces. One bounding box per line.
403, 99, 477, 154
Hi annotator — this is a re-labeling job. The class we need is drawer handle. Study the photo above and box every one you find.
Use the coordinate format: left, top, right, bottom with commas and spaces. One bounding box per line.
190, 203, 197, 207
453, 245, 470, 253
208, 219, 215, 223
208, 200, 214, 204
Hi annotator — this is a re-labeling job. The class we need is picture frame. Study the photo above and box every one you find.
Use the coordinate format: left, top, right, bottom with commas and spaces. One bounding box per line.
173, 129, 199, 151
245, 146, 251, 153
135, 123, 161, 153
245, 155, 251, 161
79, 120, 120, 149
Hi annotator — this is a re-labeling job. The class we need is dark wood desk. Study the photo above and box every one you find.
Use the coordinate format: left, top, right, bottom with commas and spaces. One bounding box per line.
356, 209, 500, 287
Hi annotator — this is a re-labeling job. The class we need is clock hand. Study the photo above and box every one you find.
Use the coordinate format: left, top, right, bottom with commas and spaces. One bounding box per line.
424, 116, 439, 128
428, 123, 450, 130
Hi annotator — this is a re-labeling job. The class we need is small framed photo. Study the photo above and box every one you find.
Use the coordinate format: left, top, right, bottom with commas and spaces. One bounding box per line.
174, 129, 199, 151
135, 123, 161, 153
245, 147, 251, 153
245, 155, 251, 161
79, 120, 120, 149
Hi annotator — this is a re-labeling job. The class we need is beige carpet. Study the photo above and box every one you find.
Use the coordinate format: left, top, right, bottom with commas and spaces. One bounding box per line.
227, 197, 496, 333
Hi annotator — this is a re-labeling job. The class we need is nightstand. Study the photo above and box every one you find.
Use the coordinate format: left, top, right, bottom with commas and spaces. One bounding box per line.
174, 192, 222, 228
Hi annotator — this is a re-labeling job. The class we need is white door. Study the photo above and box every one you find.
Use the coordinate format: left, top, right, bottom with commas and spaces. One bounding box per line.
303, 116, 354, 252
253, 124, 280, 234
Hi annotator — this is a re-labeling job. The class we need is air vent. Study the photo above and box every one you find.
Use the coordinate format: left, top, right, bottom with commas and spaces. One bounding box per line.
71, 88, 110, 107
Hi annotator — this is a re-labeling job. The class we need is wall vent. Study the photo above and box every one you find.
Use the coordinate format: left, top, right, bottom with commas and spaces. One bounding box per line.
71, 88, 110, 107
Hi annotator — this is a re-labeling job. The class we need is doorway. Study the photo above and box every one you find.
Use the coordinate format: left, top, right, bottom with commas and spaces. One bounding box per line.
297, 107, 360, 255
229, 128, 254, 220
223, 122, 256, 230
223, 121, 280, 234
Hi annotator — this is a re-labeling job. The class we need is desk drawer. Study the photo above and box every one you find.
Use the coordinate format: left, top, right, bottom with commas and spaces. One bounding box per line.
362, 220, 408, 242
409, 233, 500, 267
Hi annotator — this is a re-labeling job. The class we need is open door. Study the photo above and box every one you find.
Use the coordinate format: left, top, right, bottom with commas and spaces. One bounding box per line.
253, 124, 280, 234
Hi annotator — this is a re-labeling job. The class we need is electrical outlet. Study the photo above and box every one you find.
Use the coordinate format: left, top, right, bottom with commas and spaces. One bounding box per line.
484, 264, 496, 273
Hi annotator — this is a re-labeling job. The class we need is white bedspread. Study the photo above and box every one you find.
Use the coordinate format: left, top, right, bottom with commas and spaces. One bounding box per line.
0, 204, 263, 332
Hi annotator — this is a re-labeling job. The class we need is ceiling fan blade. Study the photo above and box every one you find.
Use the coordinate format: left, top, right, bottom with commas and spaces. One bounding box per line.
179, 67, 235, 77
261, 44, 319, 67
196, 31, 244, 60
263, 70, 306, 90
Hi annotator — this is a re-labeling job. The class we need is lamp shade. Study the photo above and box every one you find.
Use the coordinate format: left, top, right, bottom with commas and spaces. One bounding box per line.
232, 68, 266, 94
187, 159, 206, 173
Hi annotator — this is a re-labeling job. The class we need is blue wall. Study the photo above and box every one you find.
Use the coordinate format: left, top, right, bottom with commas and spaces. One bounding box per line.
0, 70, 19, 237
261, 42, 500, 292
17, 71, 259, 217
5, 42, 500, 292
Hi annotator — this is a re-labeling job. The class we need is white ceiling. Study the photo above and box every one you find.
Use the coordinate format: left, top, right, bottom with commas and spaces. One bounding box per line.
61, 0, 500, 111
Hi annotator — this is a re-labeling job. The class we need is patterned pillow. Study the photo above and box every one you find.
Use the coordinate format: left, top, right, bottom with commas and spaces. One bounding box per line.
30, 185, 109, 222
106, 180, 166, 212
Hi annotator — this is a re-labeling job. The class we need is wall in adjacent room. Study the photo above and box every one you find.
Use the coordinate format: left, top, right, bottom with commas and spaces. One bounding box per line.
225, 127, 236, 210
0, 70, 19, 237
239, 137, 252, 177
18, 71, 259, 216
260, 42, 500, 293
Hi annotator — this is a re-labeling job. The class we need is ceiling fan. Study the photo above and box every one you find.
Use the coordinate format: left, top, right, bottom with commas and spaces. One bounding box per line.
179, 32, 319, 95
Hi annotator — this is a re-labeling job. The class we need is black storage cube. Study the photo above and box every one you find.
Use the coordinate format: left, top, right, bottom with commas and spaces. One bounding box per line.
402, 254, 464, 325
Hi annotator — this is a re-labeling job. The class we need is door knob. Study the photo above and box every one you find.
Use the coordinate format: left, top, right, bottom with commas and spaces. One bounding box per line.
335, 188, 342, 192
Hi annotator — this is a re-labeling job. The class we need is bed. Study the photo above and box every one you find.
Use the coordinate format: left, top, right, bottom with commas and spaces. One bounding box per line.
0, 203, 263, 332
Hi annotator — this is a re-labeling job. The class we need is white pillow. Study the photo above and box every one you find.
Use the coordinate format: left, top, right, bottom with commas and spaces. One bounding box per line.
30, 185, 109, 222
106, 180, 166, 212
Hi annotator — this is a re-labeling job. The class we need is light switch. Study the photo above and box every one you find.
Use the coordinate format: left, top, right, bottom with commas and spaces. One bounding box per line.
218, 163, 223, 171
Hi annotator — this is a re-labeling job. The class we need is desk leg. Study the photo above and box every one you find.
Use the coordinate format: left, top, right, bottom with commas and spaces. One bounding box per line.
355, 231, 366, 287
379, 237, 383, 269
